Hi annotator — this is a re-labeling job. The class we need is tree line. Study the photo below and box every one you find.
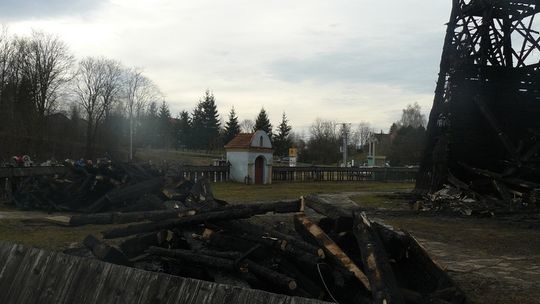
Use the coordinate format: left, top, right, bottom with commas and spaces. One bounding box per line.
154, 93, 294, 158
0, 29, 164, 160
0, 29, 296, 160
0, 29, 426, 166
295, 102, 427, 166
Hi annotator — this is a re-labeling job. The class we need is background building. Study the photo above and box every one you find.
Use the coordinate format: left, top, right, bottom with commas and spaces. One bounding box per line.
225, 130, 273, 184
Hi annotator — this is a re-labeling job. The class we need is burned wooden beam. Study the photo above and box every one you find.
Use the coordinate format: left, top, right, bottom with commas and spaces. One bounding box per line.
147, 246, 236, 271
243, 259, 298, 291
278, 258, 326, 299
304, 194, 353, 218
86, 177, 164, 213
148, 246, 298, 292
221, 220, 325, 258
353, 212, 404, 304
304, 194, 355, 232
293, 214, 371, 291
83, 234, 131, 266
80, 209, 193, 225
103, 200, 303, 239
118, 232, 165, 259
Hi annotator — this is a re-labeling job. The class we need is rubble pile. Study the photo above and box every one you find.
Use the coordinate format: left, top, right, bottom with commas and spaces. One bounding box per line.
60, 194, 466, 304
9, 163, 207, 213
418, 164, 540, 217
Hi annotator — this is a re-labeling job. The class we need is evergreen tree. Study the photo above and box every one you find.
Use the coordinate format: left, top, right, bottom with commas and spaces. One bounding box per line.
201, 90, 221, 149
254, 107, 272, 138
158, 101, 172, 148
176, 110, 191, 149
223, 107, 240, 144
190, 101, 205, 149
273, 112, 292, 156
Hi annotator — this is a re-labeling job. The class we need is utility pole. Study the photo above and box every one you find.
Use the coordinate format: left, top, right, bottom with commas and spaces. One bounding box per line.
339, 123, 350, 167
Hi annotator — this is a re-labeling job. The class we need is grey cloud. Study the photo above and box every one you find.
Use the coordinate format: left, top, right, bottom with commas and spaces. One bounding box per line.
268, 33, 443, 94
0, 0, 106, 20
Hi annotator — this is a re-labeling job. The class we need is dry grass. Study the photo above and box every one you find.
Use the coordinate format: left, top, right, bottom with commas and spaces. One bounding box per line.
213, 181, 414, 203
0, 219, 122, 251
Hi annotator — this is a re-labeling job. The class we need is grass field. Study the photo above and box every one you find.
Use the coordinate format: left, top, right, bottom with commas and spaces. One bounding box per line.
213, 181, 413, 202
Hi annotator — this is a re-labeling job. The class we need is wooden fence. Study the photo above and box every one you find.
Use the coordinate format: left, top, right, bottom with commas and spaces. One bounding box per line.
0, 165, 417, 187
272, 166, 418, 182
167, 165, 231, 182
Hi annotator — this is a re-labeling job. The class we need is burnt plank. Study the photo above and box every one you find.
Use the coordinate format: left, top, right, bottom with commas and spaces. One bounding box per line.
293, 214, 371, 291
353, 212, 404, 304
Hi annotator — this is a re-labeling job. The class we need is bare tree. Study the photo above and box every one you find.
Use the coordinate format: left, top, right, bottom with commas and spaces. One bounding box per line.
239, 119, 255, 133
310, 118, 338, 141
21, 31, 73, 130
0, 27, 10, 96
123, 68, 161, 160
304, 118, 341, 164
399, 102, 426, 128
73, 57, 123, 158
351, 121, 374, 148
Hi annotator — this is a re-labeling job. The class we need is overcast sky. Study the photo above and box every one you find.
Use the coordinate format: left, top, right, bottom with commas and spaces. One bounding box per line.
3, 0, 451, 133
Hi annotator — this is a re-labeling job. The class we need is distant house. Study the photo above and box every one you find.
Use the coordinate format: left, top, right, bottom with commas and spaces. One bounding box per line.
224, 130, 273, 184
366, 132, 391, 166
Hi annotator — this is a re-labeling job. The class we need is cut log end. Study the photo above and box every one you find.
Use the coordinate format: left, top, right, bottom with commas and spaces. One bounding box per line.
288, 280, 298, 290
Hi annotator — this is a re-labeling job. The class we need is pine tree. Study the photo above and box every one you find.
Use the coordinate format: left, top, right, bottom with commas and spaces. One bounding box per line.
224, 107, 240, 144
191, 101, 205, 149
158, 101, 172, 148
201, 90, 220, 149
274, 112, 292, 156
254, 107, 272, 138
189, 90, 221, 150
176, 110, 191, 149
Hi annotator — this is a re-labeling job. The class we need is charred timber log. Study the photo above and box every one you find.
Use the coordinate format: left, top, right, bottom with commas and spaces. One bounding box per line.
68, 209, 195, 226
221, 220, 325, 258
102, 200, 303, 239
205, 230, 320, 269
86, 177, 163, 213
242, 259, 297, 291
157, 256, 215, 281
293, 213, 371, 291
193, 249, 243, 260
147, 247, 297, 291
147, 246, 236, 271
304, 194, 355, 232
118, 232, 165, 258
83, 234, 131, 266
353, 212, 404, 304
278, 258, 326, 299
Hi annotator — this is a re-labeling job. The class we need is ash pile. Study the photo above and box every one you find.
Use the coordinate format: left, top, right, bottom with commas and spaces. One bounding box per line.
60, 194, 466, 304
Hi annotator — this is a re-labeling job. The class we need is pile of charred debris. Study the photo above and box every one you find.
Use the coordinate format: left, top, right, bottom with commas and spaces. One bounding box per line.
7, 163, 466, 303
416, 162, 540, 218
16, 169, 461, 303
9, 162, 181, 212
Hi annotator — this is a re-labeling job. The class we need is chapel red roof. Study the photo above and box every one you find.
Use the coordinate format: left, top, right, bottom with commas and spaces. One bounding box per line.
224, 133, 254, 149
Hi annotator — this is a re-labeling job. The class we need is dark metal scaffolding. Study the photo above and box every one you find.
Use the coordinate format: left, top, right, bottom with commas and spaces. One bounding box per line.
416, 0, 540, 192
